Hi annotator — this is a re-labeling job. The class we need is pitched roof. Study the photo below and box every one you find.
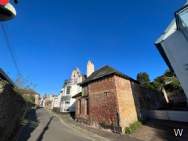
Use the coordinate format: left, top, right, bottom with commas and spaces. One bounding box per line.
80, 65, 138, 86
0, 68, 14, 86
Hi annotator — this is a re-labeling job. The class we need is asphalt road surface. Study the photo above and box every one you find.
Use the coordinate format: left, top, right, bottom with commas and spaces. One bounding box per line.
17, 108, 142, 141
17, 108, 96, 141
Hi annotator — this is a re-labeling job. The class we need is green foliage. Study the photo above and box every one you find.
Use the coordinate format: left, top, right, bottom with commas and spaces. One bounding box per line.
152, 76, 164, 89
124, 121, 142, 134
164, 69, 174, 77
169, 79, 180, 89
152, 69, 181, 91
137, 69, 182, 92
136, 72, 156, 90
137, 72, 150, 85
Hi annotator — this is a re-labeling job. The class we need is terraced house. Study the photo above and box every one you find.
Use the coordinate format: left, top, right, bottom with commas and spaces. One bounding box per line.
73, 64, 165, 133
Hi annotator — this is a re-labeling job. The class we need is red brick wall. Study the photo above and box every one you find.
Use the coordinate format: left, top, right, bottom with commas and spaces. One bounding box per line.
76, 76, 119, 128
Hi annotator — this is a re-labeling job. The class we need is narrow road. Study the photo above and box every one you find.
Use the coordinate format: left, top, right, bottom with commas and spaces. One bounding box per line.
17, 108, 93, 141
17, 108, 141, 141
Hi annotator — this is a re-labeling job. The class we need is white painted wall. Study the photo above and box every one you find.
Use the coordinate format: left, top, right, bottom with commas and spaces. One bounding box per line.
40, 96, 45, 107
61, 83, 82, 112
161, 30, 188, 103
60, 68, 83, 112
52, 94, 61, 108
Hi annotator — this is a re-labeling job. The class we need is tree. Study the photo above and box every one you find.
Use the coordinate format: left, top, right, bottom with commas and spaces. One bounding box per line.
152, 69, 181, 91
137, 72, 150, 85
136, 72, 156, 89
163, 70, 181, 90
164, 69, 174, 77
136, 70, 183, 99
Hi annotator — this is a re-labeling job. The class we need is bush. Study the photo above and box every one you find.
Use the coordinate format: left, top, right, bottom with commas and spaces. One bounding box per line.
124, 121, 142, 134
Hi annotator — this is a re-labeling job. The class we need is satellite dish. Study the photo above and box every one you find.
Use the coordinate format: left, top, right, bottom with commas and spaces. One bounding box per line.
0, 3, 16, 21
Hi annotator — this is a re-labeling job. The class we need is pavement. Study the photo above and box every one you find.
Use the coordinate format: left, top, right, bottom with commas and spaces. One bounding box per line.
17, 108, 140, 141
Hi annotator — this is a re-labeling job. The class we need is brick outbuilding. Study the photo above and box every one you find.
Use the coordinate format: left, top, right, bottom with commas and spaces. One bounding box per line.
73, 65, 164, 133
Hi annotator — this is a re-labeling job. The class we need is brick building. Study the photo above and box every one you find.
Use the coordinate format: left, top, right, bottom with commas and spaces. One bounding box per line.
73, 65, 165, 133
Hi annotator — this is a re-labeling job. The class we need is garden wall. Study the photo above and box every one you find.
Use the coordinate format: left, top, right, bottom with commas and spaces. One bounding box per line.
0, 80, 26, 141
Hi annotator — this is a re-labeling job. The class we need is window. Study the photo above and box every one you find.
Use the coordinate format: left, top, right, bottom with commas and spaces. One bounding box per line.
86, 99, 89, 115
65, 101, 70, 104
66, 109, 69, 111
78, 99, 81, 114
66, 86, 71, 94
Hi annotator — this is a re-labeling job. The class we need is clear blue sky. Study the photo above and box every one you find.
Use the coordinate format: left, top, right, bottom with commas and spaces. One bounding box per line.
0, 0, 185, 95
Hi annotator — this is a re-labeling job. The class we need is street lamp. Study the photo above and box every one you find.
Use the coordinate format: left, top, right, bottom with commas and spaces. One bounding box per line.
0, 0, 17, 21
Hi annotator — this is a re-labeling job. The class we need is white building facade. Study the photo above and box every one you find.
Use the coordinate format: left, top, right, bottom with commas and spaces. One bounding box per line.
155, 3, 188, 104
52, 94, 62, 109
60, 68, 84, 112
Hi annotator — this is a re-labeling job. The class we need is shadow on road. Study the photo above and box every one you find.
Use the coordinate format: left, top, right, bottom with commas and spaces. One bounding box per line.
36, 116, 54, 141
143, 119, 188, 141
17, 108, 38, 141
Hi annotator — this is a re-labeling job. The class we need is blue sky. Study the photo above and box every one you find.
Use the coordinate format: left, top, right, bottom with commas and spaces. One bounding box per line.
0, 0, 185, 95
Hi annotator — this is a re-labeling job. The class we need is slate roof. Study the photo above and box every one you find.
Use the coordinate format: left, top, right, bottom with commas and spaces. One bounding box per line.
80, 65, 138, 86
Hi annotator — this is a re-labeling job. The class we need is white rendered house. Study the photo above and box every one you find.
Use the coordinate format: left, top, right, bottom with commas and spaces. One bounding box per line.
52, 94, 62, 109
60, 68, 84, 112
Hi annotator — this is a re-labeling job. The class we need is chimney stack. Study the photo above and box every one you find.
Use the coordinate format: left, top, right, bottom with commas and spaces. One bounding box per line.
87, 60, 94, 77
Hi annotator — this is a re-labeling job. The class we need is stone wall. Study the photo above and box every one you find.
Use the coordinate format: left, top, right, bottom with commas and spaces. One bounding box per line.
131, 82, 166, 110
0, 80, 26, 141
